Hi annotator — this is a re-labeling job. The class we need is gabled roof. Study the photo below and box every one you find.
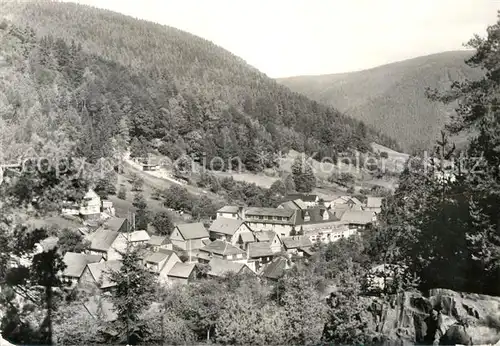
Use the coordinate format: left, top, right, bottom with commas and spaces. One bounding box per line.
239, 232, 256, 244
244, 207, 295, 218
124, 230, 150, 243
84, 295, 117, 322
144, 249, 176, 264
367, 197, 383, 208
285, 193, 318, 202
147, 235, 171, 246
295, 208, 339, 225
63, 252, 102, 278
248, 242, 275, 259
350, 197, 364, 206
279, 199, 307, 211
168, 262, 197, 279
217, 206, 240, 214
200, 240, 246, 256
207, 258, 252, 277
175, 222, 209, 240
254, 231, 277, 242
103, 217, 128, 232
83, 189, 100, 201
86, 260, 122, 288
261, 257, 287, 280
282, 236, 313, 250
209, 218, 245, 236
340, 210, 375, 225
87, 228, 120, 252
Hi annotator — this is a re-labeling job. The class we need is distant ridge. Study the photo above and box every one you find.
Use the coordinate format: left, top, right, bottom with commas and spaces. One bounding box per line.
278, 51, 483, 152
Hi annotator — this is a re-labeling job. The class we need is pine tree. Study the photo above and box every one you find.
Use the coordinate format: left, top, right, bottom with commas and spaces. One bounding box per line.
108, 246, 156, 344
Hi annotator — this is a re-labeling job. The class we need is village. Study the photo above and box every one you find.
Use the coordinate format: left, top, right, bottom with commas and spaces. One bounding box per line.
33, 181, 384, 320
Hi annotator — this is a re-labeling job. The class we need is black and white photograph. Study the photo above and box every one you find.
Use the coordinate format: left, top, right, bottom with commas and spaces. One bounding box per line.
1, 0, 500, 345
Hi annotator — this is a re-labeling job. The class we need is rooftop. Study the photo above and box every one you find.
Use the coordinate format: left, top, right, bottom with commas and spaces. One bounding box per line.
144, 249, 176, 264
200, 240, 246, 256
62, 252, 102, 278
168, 262, 197, 279
281, 236, 313, 250
248, 242, 275, 258
125, 230, 150, 243
86, 229, 120, 252
261, 257, 287, 280
239, 231, 256, 244
209, 218, 246, 236
244, 207, 295, 218
103, 217, 128, 233
217, 206, 240, 214
254, 231, 277, 242
340, 210, 375, 225
147, 235, 170, 246
207, 258, 251, 277
175, 222, 209, 240
284, 193, 318, 202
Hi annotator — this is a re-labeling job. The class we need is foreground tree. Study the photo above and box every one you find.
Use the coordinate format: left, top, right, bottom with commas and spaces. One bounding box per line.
108, 247, 156, 344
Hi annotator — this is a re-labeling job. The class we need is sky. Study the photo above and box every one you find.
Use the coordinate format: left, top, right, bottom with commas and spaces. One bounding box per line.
71, 0, 499, 78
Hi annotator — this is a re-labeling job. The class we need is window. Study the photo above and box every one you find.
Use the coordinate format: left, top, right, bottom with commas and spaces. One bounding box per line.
236, 253, 243, 259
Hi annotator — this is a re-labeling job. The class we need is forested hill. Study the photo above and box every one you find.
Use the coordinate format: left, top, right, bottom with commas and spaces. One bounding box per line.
0, 1, 399, 170
278, 51, 482, 153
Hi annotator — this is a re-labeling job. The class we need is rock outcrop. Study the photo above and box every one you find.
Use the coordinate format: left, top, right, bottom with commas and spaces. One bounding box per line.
367, 289, 500, 345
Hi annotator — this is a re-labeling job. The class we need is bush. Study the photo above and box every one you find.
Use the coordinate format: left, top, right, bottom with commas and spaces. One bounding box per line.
380, 151, 389, 159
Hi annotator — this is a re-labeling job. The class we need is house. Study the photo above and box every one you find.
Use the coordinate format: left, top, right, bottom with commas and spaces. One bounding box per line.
284, 193, 319, 207
85, 228, 127, 261
206, 257, 255, 278
247, 242, 275, 271
304, 222, 353, 244
80, 189, 102, 220
243, 207, 297, 238
83, 295, 117, 322
143, 249, 181, 284
124, 230, 150, 245
340, 210, 376, 230
147, 235, 173, 251
254, 231, 282, 253
216, 206, 242, 219
198, 240, 248, 264
366, 197, 383, 214
102, 217, 131, 233
260, 257, 289, 281
325, 196, 363, 210
170, 222, 209, 251
278, 199, 308, 211
79, 260, 122, 292
167, 262, 199, 285
281, 236, 313, 256
209, 218, 253, 245
62, 252, 103, 285
237, 231, 256, 250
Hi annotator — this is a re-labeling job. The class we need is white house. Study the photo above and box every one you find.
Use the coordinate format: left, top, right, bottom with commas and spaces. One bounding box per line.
80, 189, 102, 220
85, 229, 128, 261
243, 207, 297, 238
170, 222, 210, 251
216, 206, 242, 219
143, 249, 181, 285
209, 218, 253, 245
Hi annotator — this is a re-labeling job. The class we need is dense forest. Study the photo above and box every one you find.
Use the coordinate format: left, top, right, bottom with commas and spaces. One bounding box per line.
0, 1, 398, 171
279, 51, 482, 153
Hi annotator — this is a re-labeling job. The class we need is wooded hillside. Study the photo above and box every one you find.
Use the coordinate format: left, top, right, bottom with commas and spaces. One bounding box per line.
0, 1, 399, 171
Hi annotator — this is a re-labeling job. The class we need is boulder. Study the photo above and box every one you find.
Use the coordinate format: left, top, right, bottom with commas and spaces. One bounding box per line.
368, 289, 500, 345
